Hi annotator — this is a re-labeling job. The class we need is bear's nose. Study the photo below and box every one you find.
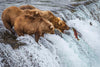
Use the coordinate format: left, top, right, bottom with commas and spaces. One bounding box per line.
65, 25, 70, 30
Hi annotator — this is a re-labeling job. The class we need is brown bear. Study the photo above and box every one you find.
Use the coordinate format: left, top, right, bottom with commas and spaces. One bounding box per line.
14, 14, 54, 42
39, 10, 70, 32
1, 6, 39, 34
31, 10, 70, 32
19, 5, 70, 32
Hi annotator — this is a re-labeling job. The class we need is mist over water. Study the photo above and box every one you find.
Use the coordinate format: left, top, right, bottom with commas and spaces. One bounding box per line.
0, 0, 100, 67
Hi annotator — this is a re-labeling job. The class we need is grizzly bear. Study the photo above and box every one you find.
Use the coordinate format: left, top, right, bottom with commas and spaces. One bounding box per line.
14, 14, 54, 42
32, 10, 70, 32
39, 10, 70, 32
19, 5, 70, 32
1, 6, 39, 34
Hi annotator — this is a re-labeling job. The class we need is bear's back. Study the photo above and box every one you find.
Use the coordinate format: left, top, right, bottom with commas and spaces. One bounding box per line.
19, 5, 36, 10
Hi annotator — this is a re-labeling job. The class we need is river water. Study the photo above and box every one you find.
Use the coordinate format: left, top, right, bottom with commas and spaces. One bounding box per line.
0, 0, 100, 67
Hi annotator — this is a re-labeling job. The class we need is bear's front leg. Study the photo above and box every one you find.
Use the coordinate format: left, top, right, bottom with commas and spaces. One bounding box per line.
41, 33, 44, 37
3, 20, 15, 34
35, 31, 41, 43
15, 30, 24, 36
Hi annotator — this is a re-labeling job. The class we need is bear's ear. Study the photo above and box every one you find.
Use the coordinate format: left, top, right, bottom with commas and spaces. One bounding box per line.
34, 11, 41, 17
35, 11, 39, 15
34, 11, 39, 15
57, 17, 61, 20
57, 17, 62, 25
49, 25, 53, 30
58, 21, 61, 25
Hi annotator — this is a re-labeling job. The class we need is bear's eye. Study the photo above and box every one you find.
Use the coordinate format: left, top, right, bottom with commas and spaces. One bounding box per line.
39, 18, 43, 22
60, 23, 62, 25
58, 22, 60, 25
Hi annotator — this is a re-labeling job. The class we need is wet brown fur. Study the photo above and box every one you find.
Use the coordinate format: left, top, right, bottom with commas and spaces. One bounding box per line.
19, 5, 70, 32
39, 11, 70, 32
14, 14, 54, 42
19, 5, 36, 10
1, 6, 41, 34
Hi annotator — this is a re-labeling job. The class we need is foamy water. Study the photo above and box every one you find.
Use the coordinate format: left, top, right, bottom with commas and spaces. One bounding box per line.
0, 0, 100, 67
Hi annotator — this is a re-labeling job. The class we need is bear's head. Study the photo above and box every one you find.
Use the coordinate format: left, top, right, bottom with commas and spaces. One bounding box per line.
55, 17, 70, 32
41, 11, 70, 32
39, 18, 55, 34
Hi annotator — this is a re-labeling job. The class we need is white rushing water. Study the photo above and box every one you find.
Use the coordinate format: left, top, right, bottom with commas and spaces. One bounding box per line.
0, 0, 100, 67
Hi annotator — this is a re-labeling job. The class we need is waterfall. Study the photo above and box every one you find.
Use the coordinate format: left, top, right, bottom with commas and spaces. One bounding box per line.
0, 0, 100, 67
